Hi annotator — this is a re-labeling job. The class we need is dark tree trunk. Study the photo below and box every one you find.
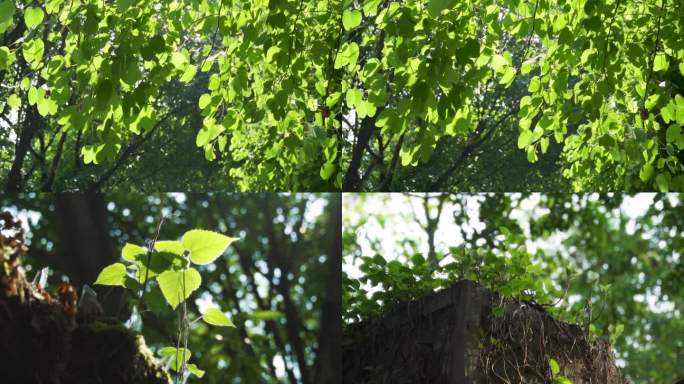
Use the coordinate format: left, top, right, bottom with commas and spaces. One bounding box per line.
50, 194, 122, 316
313, 194, 342, 384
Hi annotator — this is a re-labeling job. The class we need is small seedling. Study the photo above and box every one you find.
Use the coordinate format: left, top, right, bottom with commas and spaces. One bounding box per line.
95, 228, 237, 381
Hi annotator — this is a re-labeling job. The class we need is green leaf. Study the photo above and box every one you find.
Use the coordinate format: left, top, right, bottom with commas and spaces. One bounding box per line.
94, 263, 127, 286
609, 323, 624, 343
540, 137, 549, 154
187, 364, 205, 378
521, 60, 535, 75
427, 0, 456, 17
159, 347, 191, 372
202, 307, 235, 327
0, 46, 15, 70
334, 42, 359, 70
46, 0, 65, 14
170, 51, 188, 70
134, 251, 178, 283
198, 94, 211, 110
528, 77, 541, 93
655, 173, 670, 192
122, 243, 148, 262
490, 54, 507, 73
37, 97, 57, 116
345, 88, 363, 108
154, 240, 187, 256
499, 67, 516, 87
342, 10, 362, 30
552, 14, 567, 32
179, 64, 197, 83
666, 125, 680, 144
556, 377, 573, 384
362, 0, 382, 16
517, 130, 532, 149
661, 101, 675, 123
22, 38, 45, 67
320, 162, 336, 180
95, 79, 113, 111
653, 53, 668, 72
0, 0, 16, 34
7, 94, 20, 110
24, 7, 45, 29
196, 120, 224, 147
157, 268, 201, 309
182, 229, 237, 265
549, 358, 560, 376
645, 94, 659, 111
251, 310, 283, 320
639, 163, 654, 182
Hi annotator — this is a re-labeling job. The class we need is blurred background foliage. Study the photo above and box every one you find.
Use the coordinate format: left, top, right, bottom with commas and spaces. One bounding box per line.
343, 193, 683, 384
1, 193, 341, 384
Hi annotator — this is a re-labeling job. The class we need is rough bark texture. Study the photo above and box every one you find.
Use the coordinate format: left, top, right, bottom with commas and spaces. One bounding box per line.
343, 280, 624, 384
0, 211, 171, 384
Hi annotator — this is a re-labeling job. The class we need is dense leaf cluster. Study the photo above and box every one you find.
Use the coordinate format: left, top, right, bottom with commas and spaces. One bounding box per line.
1, 0, 682, 190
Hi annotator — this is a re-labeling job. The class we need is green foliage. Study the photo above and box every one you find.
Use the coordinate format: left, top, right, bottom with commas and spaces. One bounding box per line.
157, 268, 201, 310
182, 230, 236, 265
337, 0, 683, 191
202, 308, 235, 327
549, 357, 573, 383
3, 0, 680, 190
95, 228, 237, 380
344, 193, 684, 383
3, 193, 334, 383
94, 262, 127, 286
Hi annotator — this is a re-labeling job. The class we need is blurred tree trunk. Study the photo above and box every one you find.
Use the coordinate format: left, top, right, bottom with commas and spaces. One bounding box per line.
51, 194, 122, 316
313, 194, 342, 384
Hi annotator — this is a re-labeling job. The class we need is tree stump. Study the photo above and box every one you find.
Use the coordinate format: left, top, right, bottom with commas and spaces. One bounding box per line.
0, 211, 171, 384
343, 280, 624, 384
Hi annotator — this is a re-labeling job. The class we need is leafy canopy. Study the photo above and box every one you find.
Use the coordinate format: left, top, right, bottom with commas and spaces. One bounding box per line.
2, 0, 681, 190
338, 0, 683, 190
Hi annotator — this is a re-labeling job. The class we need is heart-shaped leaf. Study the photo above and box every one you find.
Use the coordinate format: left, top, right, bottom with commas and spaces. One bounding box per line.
182, 229, 237, 265
157, 268, 201, 309
94, 263, 127, 286
122, 243, 147, 262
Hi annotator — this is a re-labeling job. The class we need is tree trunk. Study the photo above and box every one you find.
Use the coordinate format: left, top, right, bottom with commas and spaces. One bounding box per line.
50, 194, 123, 316
313, 194, 342, 384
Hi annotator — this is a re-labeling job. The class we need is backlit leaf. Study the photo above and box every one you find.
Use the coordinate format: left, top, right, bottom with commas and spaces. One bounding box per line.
94, 263, 127, 286
157, 268, 201, 309
342, 10, 362, 30
24, 7, 45, 29
182, 229, 237, 265
202, 308, 235, 327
